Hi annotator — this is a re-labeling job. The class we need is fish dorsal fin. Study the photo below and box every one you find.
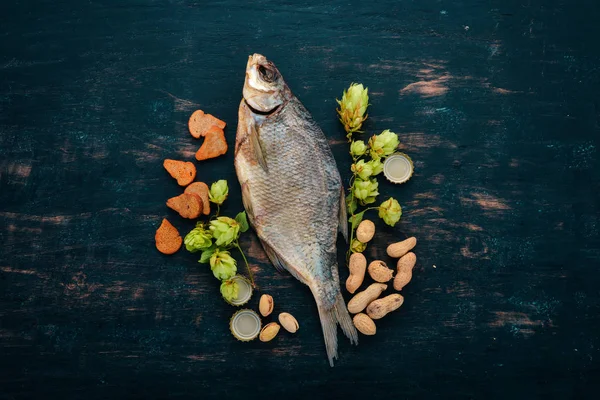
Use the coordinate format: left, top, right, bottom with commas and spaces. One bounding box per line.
339, 187, 348, 242
248, 122, 268, 172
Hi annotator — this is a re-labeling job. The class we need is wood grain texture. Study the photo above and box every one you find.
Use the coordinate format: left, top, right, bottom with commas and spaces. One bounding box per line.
1, 0, 599, 398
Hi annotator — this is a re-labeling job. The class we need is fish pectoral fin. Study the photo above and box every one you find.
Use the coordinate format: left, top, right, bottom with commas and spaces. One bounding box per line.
339, 187, 349, 243
259, 239, 287, 274
240, 182, 255, 226
259, 239, 309, 284
249, 122, 268, 172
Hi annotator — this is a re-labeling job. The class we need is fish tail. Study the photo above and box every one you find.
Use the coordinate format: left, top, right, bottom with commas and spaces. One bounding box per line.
315, 292, 359, 367
334, 292, 359, 346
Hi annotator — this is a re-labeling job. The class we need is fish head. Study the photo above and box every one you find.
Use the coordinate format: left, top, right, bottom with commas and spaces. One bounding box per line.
243, 54, 289, 114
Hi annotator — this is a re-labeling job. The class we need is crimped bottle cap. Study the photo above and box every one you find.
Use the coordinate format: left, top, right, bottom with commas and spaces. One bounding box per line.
225, 275, 253, 306
230, 309, 261, 342
383, 153, 414, 184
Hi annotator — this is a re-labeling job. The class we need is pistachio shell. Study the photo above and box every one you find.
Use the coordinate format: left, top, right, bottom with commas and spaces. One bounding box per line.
259, 322, 280, 342
259, 294, 274, 317
278, 312, 299, 333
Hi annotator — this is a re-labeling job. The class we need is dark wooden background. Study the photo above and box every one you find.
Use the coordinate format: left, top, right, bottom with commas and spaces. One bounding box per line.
1, 0, 599, 398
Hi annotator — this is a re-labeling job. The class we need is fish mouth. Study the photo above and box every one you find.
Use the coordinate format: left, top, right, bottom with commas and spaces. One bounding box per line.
247, 53, 268, 70
244, 98, 281, 116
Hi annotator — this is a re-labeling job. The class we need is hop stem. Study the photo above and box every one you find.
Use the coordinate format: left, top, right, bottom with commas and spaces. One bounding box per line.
235, 241, 256, 288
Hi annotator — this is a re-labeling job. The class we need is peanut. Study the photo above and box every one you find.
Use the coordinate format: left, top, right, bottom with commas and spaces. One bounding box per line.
394, 252, 417, 291
367, 260, 394, 283
366, 294, 404, 320
347, 283, 387, 314
353, 313, 376, 335
259, 322, 280, 342
278, 312, 299, 333
387, 237, 417, 258
259, 294, 274, 317
346, 252, 367, 294
356, 220, 375, 243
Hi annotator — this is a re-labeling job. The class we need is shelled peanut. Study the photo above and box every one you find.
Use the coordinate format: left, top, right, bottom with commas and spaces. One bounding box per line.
366, 294, 404, 320
346, 252, 367, 294
367, 260, 394, 283
387, 237, 417, 258
356, 220, 375, 243
394, 252, 416, 291
348, 283, 387, 314
353, 313, 376, 335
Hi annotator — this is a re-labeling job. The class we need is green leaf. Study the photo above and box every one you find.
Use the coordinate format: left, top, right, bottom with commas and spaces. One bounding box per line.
235, 211, 249, 233
198, 245, 216, 264
348, 210, 365, 230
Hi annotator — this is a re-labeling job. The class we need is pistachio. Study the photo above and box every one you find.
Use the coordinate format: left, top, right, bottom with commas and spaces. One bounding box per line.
259, 294, 274, 317
259, 322, 280, 342
278, 312, 299, 333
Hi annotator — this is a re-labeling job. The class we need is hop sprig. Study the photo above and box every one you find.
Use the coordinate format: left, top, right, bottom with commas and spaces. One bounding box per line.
353, 178, 379, 205
368, 130, 400, 160
210, 216, 240, 247
351, 160, 373, 180
350, 140, 367, 157
337, 83, 369, 139
336, 82, 407, 261
184, 222, 213, 253
210, 249, 237, 280
351, 239, 367, 253
220, 278, 240, 303
378, 197, 402, 227
209, 180, 229, 205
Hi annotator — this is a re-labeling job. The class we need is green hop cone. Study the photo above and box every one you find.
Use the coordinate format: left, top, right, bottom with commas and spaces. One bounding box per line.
353, 178, 379, 205
209, 216, 240, 247
184, 223, 213, 253
220, 278, 240, 303
351, 160, 374, 180
368, 129, 400, 160
366, 158, 384, 176
378, 197, 402, 227
351, 239, 367, 253
337, 83, 369, 138
209, 180, 229, 205
210, 249, 237, 280
350, 140, 367, 157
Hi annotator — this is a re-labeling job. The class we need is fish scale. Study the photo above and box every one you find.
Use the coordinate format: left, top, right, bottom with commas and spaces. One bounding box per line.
235, 54, 358, 366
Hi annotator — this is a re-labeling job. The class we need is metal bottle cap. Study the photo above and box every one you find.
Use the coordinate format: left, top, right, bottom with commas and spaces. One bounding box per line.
230, 309, 262, 342
225, 275, 253, 306
383, 153, 414, 184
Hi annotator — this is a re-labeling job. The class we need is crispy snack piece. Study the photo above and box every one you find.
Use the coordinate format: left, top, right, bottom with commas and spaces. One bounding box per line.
188, 109, 226, 139
166, 193, 203, 219
195, 126, 228, 161
155, 218, 182, 254
163, 159, 196, 186
184, 182, 211, 215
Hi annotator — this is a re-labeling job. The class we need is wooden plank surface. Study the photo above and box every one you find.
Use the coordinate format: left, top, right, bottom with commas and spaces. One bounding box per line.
1, 0, 599, 398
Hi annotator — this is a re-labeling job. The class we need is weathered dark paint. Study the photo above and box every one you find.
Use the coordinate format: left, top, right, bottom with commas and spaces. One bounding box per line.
1, 0, 599, 398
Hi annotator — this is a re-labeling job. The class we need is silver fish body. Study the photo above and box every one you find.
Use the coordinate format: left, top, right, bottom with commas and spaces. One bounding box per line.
234, 54, 358, 365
